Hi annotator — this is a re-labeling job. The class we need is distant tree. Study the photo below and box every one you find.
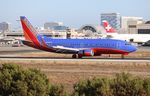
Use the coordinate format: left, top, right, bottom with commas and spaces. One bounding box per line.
73, 78, 112, 96
2, 64, 150, 96
72, 73, 150, 96
24, 69, 50, 96
110, 73, 147, 96
143, 78, 150, 95
49, 84, 68, 96
0, 64, 49, 96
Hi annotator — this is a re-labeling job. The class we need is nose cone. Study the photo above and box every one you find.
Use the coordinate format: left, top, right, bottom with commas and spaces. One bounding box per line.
130, 46, 137, 52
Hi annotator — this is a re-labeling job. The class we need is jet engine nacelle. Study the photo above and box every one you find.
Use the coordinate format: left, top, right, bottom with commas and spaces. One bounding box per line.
78, 49, 94, 56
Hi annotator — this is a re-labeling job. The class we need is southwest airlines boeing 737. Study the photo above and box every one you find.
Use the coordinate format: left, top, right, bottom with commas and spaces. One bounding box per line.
20, 16, 137, 58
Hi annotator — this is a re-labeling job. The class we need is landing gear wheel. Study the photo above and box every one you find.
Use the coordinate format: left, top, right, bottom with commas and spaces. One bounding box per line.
121, 54, 125, 59
72, 54, 77, 58
78, 54, 83, 58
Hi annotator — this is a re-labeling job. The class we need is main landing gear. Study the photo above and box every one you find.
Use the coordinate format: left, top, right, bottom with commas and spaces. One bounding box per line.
121, 54, 125, 59
72, 54, 77, 58
72, 54, 83, 59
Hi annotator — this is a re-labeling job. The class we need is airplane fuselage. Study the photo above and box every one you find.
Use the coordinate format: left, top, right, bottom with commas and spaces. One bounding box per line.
20, 16, 137, 58
23, 35, 137, 56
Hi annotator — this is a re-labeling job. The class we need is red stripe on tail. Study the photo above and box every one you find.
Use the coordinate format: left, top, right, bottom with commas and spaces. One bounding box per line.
102, 20, 116, 33
20, 16, 41, 47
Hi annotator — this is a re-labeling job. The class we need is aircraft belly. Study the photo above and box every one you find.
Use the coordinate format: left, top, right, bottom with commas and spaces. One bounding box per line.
93, 48, 129, 54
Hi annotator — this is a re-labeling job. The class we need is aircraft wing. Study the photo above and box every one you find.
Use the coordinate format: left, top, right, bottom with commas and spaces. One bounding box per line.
51, 46, 79, 54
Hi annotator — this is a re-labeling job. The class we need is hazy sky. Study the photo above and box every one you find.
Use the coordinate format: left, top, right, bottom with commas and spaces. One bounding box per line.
0, 0, 149, 28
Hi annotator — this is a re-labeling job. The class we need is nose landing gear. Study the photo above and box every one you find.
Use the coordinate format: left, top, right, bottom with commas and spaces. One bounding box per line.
121, 54, 125, 59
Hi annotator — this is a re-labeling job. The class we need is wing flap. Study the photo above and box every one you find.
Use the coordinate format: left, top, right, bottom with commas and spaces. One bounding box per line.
52, 46, 79, 53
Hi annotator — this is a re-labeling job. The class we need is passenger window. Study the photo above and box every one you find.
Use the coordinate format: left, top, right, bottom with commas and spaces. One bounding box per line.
125, 43, 131, 45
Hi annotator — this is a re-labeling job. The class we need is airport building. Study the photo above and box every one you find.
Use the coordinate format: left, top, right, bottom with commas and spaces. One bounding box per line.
121, 16, 143, 34
52, 26, 68, 31
100, 13, 150, 34
0, 22, 11, 32
5, 31, 66, 39
137, 22, 150, 34
4, 28, 86, 39
101, 13, 121, 30
44, 22, 68, 31
44, 22, 60, 29
120, 20, 150, 34
121, 16, 143, 29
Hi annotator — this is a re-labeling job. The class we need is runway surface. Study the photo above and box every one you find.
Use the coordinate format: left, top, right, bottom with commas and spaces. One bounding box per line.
0, 56, 149, 62
0, 46, 149, 62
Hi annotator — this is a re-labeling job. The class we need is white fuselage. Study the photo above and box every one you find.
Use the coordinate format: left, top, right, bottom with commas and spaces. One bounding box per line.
106, 33, 150, 44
